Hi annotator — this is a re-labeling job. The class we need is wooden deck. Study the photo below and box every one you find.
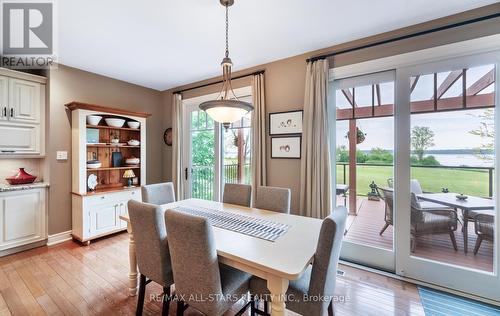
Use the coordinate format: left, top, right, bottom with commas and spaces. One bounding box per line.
343, 197, 494, 272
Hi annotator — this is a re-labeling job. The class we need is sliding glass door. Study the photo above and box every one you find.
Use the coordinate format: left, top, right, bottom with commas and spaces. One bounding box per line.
395, 52, 500, 301
331, 71, 396, 271
330, 44, 500, 301
182, 87, 252, 201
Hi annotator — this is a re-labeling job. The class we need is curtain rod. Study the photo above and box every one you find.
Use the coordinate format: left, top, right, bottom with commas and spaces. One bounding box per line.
173, 70, 265, 95
306, 12, 500, 63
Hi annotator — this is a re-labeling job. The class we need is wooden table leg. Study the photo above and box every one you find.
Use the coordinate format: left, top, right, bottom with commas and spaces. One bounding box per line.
126, 222, 139, 296
267, 276, 289, 316
463, 209, 468, 253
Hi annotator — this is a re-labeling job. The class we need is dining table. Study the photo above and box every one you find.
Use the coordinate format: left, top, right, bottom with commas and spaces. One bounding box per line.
119, 198, 323, 316
417, 193, 495, 253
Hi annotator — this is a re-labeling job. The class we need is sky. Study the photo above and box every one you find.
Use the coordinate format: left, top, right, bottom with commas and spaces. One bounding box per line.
336, 109, 491, 151
334, 64, 495, 151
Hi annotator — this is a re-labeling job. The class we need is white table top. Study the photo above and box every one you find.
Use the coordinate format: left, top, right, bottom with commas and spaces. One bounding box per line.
417, 193, 495, 211
121, 198, 323, 280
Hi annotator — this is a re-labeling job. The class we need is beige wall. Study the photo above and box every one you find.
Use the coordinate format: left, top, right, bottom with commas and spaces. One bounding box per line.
48, 65, 164, 234
161, 8, 500, 214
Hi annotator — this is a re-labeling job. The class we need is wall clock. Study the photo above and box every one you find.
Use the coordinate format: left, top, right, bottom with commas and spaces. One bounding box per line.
164, 128, 172, 146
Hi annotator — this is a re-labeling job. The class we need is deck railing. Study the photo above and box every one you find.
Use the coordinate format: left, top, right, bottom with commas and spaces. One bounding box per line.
192, 164, 251, 200
336, 162, 494, 198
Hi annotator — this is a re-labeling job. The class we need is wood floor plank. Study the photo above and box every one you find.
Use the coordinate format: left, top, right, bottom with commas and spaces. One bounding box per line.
2, 262, 46, 316
35, 294, 63, 316
0, 287, 30, 316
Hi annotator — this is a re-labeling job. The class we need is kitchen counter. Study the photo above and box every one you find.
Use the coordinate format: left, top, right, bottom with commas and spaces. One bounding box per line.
0, 182, 50, 192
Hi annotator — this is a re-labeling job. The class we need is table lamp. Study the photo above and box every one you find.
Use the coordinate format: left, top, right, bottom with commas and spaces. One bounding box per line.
123, 169, 135, 187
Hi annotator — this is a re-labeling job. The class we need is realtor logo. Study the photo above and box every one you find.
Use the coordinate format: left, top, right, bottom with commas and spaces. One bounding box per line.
2, 2, 53, 54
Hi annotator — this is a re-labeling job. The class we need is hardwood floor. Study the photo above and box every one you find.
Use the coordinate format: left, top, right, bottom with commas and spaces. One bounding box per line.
0, 233, 424, 316
345, 197, 494, 272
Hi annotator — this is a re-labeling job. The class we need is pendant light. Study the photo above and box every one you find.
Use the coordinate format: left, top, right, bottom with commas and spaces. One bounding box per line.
199, 0, 253, 130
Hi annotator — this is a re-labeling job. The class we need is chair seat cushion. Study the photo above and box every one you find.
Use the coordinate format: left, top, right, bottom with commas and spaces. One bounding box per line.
419, 201, 451, 210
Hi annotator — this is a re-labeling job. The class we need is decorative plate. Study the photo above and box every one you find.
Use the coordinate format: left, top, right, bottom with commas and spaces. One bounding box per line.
87, 174, 98, 191
164, 128, 172, 146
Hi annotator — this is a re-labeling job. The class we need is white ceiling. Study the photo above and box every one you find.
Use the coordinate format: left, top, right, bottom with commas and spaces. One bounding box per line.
58, 0, 498, 91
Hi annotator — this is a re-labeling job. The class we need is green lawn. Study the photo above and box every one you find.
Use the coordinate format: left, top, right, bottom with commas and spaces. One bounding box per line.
336, 164, 493, 197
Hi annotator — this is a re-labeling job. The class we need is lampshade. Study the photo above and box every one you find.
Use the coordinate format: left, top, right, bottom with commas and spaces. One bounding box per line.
200, 99, 253, 129
123, 169, 135, 179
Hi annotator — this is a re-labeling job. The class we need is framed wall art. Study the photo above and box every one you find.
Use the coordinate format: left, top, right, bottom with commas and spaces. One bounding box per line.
271, 136, 301, 159
269, 110, 303, 135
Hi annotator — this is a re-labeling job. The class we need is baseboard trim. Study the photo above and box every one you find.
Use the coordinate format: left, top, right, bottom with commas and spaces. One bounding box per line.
47, 230, 73, 246
339, 259, 500, 307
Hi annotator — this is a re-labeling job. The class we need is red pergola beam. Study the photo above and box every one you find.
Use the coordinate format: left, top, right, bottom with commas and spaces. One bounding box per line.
342, 89, 356, 107
336, 92, 495, 120
466, 69, 495, 96
434, 70, 463, 100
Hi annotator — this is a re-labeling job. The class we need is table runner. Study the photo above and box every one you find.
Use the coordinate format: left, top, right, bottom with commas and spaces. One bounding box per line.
173, 205, 290, 242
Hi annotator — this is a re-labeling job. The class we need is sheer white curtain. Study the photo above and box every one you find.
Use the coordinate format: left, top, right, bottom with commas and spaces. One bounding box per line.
251, 73, 267, 202
172, 93, 184, 200
300, 59, 332, 218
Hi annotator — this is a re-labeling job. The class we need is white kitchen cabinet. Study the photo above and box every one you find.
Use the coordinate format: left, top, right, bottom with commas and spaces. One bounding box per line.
0, 76, 8, 121
0, 122, 39, 154
0, 69, 46, 157
71, 188, 141, 244
8, 78, 41, 123
0, 188, 47, 252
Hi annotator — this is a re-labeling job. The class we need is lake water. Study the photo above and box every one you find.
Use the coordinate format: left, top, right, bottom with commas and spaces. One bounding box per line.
432, 154, 493, 168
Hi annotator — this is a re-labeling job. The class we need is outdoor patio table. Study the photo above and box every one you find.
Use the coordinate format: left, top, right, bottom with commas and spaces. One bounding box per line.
417, 193, 495, 253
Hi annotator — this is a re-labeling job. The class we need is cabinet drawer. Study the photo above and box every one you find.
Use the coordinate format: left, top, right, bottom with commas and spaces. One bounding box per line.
85, 189, 141, 207
0, 122, 39, 154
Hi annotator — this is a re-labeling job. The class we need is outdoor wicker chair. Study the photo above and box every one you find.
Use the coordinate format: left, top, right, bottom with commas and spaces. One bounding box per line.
378, 187, 393, 236
473, 213, 494, 255
410, 193, 458, 252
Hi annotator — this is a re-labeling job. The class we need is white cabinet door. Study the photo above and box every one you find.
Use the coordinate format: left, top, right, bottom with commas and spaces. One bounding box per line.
0, 190, 44, 249
0, 122, 39, 154
8, 78, 40, 123
0, 77, 7, 121
89, 203, 121, 236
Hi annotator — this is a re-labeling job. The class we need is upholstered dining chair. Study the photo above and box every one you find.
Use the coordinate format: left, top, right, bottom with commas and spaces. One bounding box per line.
378, 187, 394, 236
141, 182, 176, 205
165, 210, 252, 316
222, 183, 252, 207
473, 213, 494, 255
254, 186, 291, 213
410, 192, 458, 252
249, 207, 347, 316
128, 200, 175, 316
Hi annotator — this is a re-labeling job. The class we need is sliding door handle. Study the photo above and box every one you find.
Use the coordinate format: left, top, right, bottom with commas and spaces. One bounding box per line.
184, 168, 188, 180
10, 108, 13, 117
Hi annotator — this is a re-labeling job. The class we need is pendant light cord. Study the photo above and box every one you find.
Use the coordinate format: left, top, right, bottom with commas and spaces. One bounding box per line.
225, 4, 229, 58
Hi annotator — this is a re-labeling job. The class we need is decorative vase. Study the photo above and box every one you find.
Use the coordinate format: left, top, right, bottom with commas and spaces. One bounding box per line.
6, 168, 37, 185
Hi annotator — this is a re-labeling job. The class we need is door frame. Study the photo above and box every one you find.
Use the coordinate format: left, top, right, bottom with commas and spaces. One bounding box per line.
181, 86, 252, 201
329, 34, 500, 301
